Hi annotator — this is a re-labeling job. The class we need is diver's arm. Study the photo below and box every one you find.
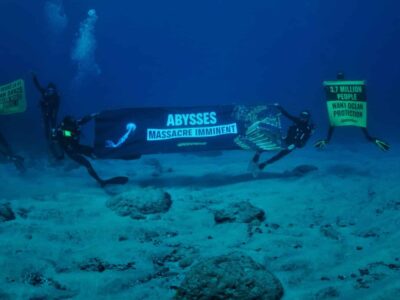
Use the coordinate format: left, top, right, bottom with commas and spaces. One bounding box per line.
326, 126, 335, 142
361, 128, 390, 151
78, 113, 99, 126
314, 126, 334, 149
275, 104, 299, 123
32, 73, 45, 94
361, 128, 374, 142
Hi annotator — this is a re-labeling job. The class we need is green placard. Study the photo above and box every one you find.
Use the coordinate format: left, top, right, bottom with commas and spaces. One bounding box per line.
323, 80, 367, 128
0, 79, 27, 115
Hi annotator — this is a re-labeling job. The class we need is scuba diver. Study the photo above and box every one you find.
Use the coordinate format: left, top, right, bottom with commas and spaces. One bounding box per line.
32, 72, 64, 160
249, 103, 315, 176
314, 72, 390, 151
32, 73, 60, 140
54, 114, 129, 187
0, 131, 25, 173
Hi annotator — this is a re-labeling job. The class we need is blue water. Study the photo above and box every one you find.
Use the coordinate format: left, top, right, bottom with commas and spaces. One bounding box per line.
1, 0, 399, 150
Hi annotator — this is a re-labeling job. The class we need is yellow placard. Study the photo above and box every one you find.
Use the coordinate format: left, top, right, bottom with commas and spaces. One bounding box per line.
327, 101, 367, 127
324, 80, 367, 128
0, 79, 27, 115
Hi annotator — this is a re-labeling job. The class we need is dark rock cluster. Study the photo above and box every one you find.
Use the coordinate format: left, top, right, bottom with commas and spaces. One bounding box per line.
107, 188, 172, 219
18, 269, 78, 299
316, 259, 400, 298
78, 257, 136, 273
175, 253, 284, 300
214, 201, 265, 224
0, 202, 15, 222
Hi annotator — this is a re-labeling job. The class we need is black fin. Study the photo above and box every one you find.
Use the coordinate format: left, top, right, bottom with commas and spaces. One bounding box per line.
101, 176, 129, 187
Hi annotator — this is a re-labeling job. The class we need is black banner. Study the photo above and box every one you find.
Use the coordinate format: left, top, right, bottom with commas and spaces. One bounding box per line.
94, 105, 282, 159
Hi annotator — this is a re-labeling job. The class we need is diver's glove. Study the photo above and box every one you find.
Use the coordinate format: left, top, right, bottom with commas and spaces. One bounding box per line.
314, 139, 329, 149
373, 138, 390, 152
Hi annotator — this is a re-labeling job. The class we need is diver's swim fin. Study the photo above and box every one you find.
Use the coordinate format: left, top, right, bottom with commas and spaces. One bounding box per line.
373, 139, 390, 152
101, 176, 129, 187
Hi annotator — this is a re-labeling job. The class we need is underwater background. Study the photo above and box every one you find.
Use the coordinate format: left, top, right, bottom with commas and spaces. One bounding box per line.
1, 0, 400, 299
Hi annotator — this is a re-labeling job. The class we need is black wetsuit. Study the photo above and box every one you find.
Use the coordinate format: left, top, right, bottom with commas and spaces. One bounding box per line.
32, 75, 60, 141
253, 105, 314, 170
0, 131, 25, 172
55, 115, 128, 187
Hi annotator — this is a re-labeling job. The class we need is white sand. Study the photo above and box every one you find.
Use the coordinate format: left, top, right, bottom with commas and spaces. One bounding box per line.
1, 142, 399, 299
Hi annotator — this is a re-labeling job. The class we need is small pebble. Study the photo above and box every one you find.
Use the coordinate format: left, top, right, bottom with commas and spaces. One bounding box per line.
270, 223, 280, 230
359, 269, 369, 276
118, 235, 128, 242
320, 277, 330, 281
293, 244, 302, 249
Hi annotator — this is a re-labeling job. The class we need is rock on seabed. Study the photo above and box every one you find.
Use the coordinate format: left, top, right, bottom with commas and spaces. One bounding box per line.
175, 253, 284, 300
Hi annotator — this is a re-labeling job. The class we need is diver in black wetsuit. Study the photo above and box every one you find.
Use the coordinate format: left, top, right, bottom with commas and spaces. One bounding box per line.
32, 73, 60, 140
314, 72, 390, 151
54, 114, 129, 187
0, 131, 25, 173
32, 73, 64, 160
250, 103, 315, 175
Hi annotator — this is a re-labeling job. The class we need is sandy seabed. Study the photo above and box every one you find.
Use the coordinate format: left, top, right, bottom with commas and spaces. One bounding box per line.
1, 142, 399, 299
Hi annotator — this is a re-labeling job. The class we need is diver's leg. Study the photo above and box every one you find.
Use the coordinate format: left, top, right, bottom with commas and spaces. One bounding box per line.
65, 149, 128, 187
43, 115, 51, 141
75, 144, 130, 186
44, 117, 64, 161
65, 150, 104, 185
362, 128, 390, 151
49, 140, 65, 161
361, 128, 374, 142
0, 132, 25, 173
0, 131, 12, 156
248, 150, 263, 174
252, 150, 263, 163
258, 149, 292, 170
76, 145, 95, 157
51, 108, 58, 130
